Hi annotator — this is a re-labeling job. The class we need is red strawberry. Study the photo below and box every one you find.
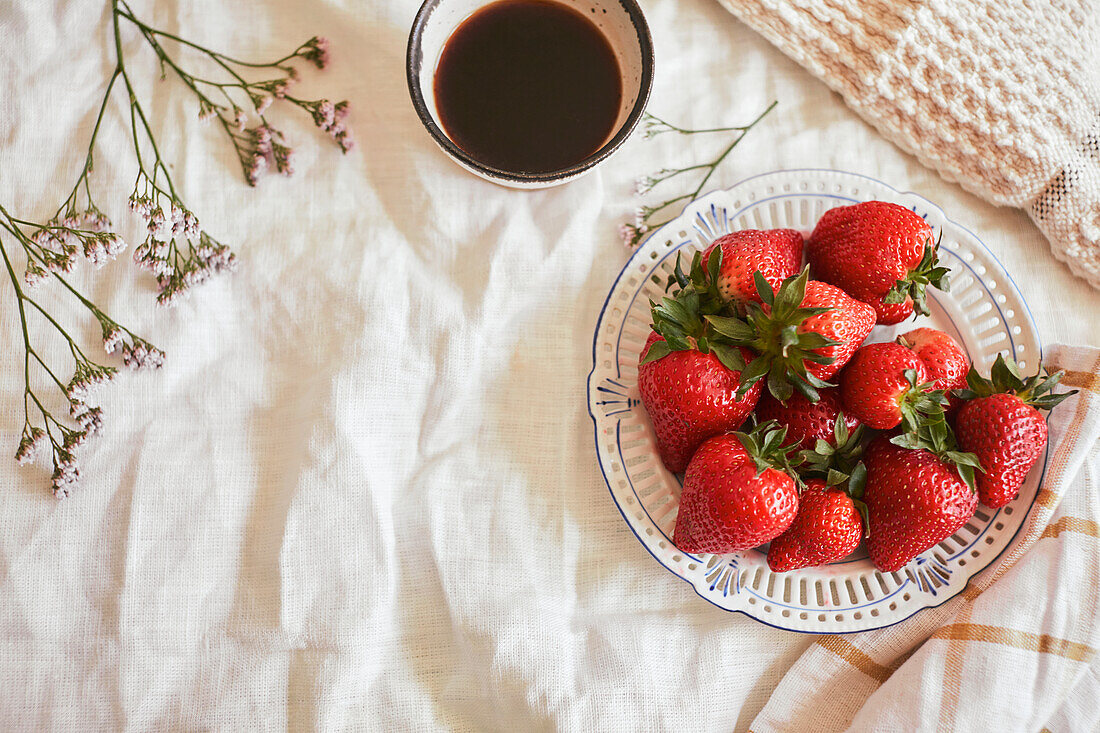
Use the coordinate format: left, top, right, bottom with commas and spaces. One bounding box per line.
954, 355, 1076, 508
638, 249, 762, 472
767, 480, 863, 572
638, 333, 760, 472
840, 342, 945, 430
701, 229, 803, 311
807, 201, 949, 324
754, 388, 860, 451
798, 281, 878, 381
863, 436, 978, 572
673, 425, 800, 554
897, 327, 970, 413
706, 269, 875, 403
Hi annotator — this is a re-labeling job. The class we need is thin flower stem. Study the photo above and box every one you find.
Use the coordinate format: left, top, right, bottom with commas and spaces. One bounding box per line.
645, 113, 761, 135
642, 193, 694, 219
0, 237, 45, 430
23, 296, 89, 362
625, 101, 778, 248
117, 3, 303, 69
56, 67, 122, 217
135, 27, 221, 103
687, 100, 777, 200
113, 2, 178, 199
30, 352, 68, 393
127, 22, 255, 165
130, 96, 176, 198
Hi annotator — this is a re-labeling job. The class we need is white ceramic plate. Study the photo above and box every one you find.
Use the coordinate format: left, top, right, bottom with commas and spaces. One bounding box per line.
586, 169, 1046, 633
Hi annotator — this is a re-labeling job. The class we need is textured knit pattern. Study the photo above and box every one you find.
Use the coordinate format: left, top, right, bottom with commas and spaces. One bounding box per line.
716, 0, 1100, 288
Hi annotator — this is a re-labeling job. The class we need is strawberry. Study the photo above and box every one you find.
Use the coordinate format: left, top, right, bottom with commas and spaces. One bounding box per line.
768, 415, 870, 572
638, 248, 762, 472
796, 281, 878, 381
705, 269, 876, 403
954, 354, 1076, 508
863, 434, 979, 572
839, 342, 947, 430
897, 327, 970, 413
754, 388, 860, 451
673, 424, 801, 554
638, 333, 759, 472
701, 229, 803, 311
767, 480, 864, 572
807, 200, 950, 324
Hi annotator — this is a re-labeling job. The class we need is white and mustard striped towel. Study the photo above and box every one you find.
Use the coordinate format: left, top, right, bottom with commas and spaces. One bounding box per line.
748, 345, 1100, 732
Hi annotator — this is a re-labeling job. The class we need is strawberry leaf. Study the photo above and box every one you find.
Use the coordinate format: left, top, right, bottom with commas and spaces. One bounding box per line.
754, 271, 775, 307
640, 339, 671, 365
666, 253, 689, 292
957, 353, 1078, 411
706, 245, 721, 288
883, 284, 907, 305
853, 498, 870, 537
954, 462, 978, 494
768, 368, 794, 403
658, 297, 695, 329
847, 462, 868, 499
705, 315, 755, 341
791, 379, 822, 404
710, 343, 746, 373
889, 236, 950, 317
889, 432, 922, 450
773, 269, 808, 316
737, 354, 772, 396
734, 420, 803, 478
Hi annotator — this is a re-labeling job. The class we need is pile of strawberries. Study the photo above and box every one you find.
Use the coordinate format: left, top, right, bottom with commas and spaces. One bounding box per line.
638, 201, 1075, 573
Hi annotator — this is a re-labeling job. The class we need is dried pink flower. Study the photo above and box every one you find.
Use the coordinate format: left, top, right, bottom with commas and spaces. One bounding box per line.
301, 36, 330, 69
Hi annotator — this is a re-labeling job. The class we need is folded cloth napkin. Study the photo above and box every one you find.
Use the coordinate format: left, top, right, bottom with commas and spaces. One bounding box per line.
716, 0, 1100, 289
747, 344, 1100, 732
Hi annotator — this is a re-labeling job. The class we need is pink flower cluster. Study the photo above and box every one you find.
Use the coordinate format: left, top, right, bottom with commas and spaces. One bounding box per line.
310, 99, 354, 153
65, 362, 116, 403
25, 209, 126, 279
101, 322, 166, 369
14, 427, 47, 466
299, 36, 330, 69
155, 235, 237, 307
244, 124, 294, 186
129, 193, 233, 307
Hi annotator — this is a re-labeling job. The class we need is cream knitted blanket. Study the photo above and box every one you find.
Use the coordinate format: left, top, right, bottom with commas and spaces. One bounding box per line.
716, 0, 1100, 289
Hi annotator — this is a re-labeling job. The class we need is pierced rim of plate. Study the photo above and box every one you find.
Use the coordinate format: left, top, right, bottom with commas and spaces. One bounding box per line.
587, 169, 1045, 633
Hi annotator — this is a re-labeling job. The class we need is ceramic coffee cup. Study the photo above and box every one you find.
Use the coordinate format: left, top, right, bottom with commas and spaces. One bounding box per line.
406, 0, 654, 189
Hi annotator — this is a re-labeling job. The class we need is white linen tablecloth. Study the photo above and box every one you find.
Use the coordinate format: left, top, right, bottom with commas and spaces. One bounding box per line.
0, 0, 1097, 730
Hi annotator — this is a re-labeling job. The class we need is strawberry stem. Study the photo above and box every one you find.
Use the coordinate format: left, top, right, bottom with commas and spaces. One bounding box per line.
708, 268, 839, 403
882, 234, 950, 317
954, 353, 1078, 410
889, 412, 983, 492
735, 420, 804, 479
642, 246, 746, 371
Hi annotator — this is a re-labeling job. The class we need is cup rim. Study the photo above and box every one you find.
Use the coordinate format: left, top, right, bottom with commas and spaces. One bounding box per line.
405, 0, 654, 184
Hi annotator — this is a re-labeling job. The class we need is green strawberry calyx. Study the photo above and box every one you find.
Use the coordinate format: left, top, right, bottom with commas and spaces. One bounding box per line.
953, 353, 1078, 411
734, 420, 805, 481
889, 412, 983, 493
798, 414, 870, 535
882, 234, 951, 317
705, 267, 840, 404
898, 368, 951, 433
640, 247, 750, 374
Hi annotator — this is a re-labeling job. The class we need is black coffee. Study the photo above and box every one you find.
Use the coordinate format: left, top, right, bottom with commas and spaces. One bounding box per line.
433, 0, 623, 174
